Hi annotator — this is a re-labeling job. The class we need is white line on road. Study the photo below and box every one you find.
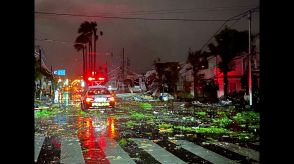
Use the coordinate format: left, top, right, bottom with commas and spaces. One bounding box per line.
100, 137, 136, 164
132, 138, 186, 164
34, 135, 45, 162
60, 137, 85, 164
174, 140, 237, 164
211, 142, 259, 161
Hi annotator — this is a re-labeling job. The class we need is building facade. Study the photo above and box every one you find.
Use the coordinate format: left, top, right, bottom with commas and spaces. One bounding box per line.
34, 47, 54, 101
177, 33, 260, 99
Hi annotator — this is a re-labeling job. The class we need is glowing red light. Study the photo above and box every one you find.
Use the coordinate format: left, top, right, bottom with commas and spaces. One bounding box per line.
107, 117, 116, 139
108, 97, 115, 101
88, 77, 95, 81
98, 77, 105, 81
86, 97, 94, 102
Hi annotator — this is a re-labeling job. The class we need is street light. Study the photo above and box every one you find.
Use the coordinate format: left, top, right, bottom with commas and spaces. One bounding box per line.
64, 79, 69, 86
81, 80, 85, 88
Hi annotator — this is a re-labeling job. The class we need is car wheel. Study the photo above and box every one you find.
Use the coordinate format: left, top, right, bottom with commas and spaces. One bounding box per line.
80, 103, 83, 110
110, 107, 115, 112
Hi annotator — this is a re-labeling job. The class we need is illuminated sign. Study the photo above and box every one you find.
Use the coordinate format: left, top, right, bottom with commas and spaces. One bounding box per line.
54, 69, 66, 76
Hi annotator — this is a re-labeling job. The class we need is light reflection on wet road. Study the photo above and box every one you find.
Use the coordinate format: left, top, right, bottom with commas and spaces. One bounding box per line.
77, 114, 115, 163
35, 107, 120, 164
35, 103, 260, 164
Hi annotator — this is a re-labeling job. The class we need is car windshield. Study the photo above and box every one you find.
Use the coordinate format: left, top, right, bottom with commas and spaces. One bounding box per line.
88, 88, 110, 95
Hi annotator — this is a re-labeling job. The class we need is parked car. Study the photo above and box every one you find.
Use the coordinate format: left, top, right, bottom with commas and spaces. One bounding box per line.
159, 92, 174, 101
81, 85, 115, 111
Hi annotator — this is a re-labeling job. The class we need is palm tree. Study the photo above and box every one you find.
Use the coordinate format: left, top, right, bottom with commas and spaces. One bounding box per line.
76, 21, 103, 77
91, 22, 98, 73
74, 43, 85, 78
208, 27, 248, 100
74, 33, 88, 79
187, 49, 208, 99
78, 22, 93, 75
91, 22, 103, 75
154, 62, 180, 95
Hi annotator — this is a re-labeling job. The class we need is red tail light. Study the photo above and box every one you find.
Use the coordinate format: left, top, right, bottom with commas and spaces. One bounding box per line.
88, 77, 95, 81
98, 77, 105, 81
85, 97, 94, 102
108, 97, 115, 101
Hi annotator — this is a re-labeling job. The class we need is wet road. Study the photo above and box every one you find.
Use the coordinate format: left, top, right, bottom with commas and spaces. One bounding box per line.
35, 101, 260, 164
35, 105, 128, 163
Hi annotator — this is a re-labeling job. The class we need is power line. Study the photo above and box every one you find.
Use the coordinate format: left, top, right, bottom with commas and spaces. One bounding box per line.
35, 38, 85, 46
119, 5, 255, 13
89, 5, 257, 16
228, 7, 259, 21
35, 11, 239, 22
199, 16, 245, 51
199, 6, 259, 52
105, 9, 249, 16
224, 9, 259, 29
35, 38, 72, 45
200, 21, 228, 51
226, 17, 243, 29
34, 39, 113, 62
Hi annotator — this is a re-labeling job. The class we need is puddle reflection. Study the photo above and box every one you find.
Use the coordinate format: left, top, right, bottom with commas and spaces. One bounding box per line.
76, 115, 110, 163
107, 117, 117, 139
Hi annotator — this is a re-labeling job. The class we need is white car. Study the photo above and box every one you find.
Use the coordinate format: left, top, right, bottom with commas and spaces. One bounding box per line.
81, 85, 116, 111
159, 92, 174, 101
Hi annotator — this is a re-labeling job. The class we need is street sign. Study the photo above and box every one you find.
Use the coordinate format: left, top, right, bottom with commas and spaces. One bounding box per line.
54, 69, 66, 76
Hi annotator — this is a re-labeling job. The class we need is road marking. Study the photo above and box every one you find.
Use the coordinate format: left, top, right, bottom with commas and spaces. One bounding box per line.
34, 135, 45, 162
100, 138, 136, 164
60, 137, 85, 164
36, 136, 61, 163
174, 140, 237, 164
211, 142, 259, 161
132, 138, 186, 164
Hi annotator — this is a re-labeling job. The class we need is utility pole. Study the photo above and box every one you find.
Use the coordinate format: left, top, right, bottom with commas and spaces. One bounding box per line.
39, 48, 42, 100
122, 48, 125, 81
127, 57, 130, 70
248, 10, 253, 106
50, 66, 53, 100
94, 29, 97, 76
110, 51, 114, 72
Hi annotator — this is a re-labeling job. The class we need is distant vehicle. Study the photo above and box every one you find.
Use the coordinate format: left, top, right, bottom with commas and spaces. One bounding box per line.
159, 92, 174, 101
132, 85, 142, 93
81, 85, 115, 111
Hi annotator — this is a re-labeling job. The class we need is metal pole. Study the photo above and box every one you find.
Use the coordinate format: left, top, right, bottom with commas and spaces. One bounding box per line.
248, 10, 253, 106
50, 66, 53, 102
122, 48, 125, 81
122, 48, 125, 93
39, 49, 42, 100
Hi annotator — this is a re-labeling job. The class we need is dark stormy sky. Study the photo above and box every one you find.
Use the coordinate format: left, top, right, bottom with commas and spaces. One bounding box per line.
35, 0, 259, 79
